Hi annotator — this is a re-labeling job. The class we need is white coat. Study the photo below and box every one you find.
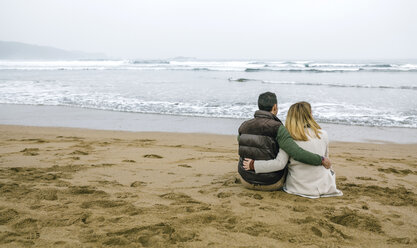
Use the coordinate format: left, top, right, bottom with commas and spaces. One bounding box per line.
254, 129, 343, 198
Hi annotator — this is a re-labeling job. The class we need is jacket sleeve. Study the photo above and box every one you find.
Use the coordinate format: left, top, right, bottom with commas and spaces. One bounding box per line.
277, 125, 322, 165
254, 148, 289, 173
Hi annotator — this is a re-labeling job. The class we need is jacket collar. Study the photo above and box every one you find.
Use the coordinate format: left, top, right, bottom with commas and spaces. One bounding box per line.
254, 110, 281, 122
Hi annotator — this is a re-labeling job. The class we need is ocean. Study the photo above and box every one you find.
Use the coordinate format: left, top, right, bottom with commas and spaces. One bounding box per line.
0, 59, 416, 128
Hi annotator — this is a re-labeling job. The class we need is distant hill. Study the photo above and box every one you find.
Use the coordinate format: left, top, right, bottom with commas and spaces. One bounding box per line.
0, 41, 106, 60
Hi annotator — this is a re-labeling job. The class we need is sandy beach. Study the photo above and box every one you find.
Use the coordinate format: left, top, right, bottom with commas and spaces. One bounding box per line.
0, 124, 416, 247
2, 0, 417, 247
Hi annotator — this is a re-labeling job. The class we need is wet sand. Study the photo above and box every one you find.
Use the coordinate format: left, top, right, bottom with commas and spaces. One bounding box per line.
2, 104, 417, 144
0, 125, 416, 247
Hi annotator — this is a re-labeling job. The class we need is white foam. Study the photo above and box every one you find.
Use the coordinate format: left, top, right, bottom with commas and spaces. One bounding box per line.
0, 60, 416, 72
1, 81, 415, 128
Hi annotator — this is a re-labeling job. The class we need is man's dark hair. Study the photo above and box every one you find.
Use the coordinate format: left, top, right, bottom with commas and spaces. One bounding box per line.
258, 92, 277, 111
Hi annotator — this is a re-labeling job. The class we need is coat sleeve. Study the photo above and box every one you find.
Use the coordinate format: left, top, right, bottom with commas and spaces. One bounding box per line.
254, 148, 289, 173
277, 125, 322, 165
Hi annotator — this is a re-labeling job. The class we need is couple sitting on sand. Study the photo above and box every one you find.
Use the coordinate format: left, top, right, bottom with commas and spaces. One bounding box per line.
238, 92, 343, 198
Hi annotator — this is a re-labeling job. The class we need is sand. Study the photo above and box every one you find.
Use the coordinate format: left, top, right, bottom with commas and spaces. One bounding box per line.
0, 124, 416, 247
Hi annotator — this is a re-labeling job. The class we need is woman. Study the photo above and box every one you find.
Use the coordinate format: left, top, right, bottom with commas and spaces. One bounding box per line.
243, 101, 342, 198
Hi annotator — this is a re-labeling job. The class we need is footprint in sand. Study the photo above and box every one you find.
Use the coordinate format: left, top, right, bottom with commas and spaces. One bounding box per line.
310, 226, 323, 237
36, 188, 58, 201
20, 148, 39, 156
21, 138, 48, 144
217, 192, 233, 198
136, 139, 155, 143
13, 218, 39, 235
290, 216, 349, 239
159, 192, 201, 205
337, 176, 347, 181
68, 186, 107, 196
240, 202, 259, 207
238, 192, 263, 200
339, 183, 417, 206
70, 150, 89, 155
27, 231, 41, 240
105, 222, 196, 247
328, 208, 383, 233
81, 200, 127, 209
130, 181, 147, 187
259, 206, 276, 211
355, 176, 377, 181
0, 208, 20, 225
292, 206, 309, 212
377, 168, 415, 175
178, 164, 192, 168
91, 163, 115, 167
96, 180, 123, 187
122, 159, 136, 163
387, 237, 412, 245
143, 154, 163, 159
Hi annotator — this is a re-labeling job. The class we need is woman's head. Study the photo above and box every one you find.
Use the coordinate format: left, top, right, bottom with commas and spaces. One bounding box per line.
285, 101, 321, 141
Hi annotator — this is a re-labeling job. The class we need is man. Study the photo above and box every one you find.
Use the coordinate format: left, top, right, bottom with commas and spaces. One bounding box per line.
238, 92, 331, 191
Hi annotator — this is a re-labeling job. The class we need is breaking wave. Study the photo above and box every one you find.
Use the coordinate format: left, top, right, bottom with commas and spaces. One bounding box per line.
228, 78, 417, 90
0, 60, 416, 72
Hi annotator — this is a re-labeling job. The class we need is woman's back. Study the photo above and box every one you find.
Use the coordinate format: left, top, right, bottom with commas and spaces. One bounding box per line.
284, 128, 342, 198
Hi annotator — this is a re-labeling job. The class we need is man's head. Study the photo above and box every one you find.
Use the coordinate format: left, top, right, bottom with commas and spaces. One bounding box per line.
258, 92, 278, 115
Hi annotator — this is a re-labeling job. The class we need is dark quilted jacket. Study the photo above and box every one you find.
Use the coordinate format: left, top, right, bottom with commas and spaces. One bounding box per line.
238, 110, 286, 185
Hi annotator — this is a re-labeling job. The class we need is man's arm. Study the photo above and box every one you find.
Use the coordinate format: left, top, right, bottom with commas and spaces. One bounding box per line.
277, 125, 323, 166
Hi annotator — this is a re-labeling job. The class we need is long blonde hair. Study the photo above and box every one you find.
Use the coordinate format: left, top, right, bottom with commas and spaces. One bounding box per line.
285, 102, 321, 141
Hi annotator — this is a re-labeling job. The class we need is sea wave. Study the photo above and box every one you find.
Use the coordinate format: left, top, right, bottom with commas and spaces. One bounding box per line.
0, 60, 416, 72
245, 67, 417, 72
228, 78, 417, 90
0, 93, 415, 128
131, 60, 170, 64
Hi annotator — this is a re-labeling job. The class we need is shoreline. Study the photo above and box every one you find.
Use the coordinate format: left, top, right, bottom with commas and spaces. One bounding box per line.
1, 104, 416, 144
0, 124, 416, 247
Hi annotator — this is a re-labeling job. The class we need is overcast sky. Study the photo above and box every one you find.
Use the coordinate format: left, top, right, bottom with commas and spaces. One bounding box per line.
0, 0, 416, 60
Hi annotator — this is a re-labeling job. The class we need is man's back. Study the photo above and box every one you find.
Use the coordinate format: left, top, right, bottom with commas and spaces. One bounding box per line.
238, 110, 285, 185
